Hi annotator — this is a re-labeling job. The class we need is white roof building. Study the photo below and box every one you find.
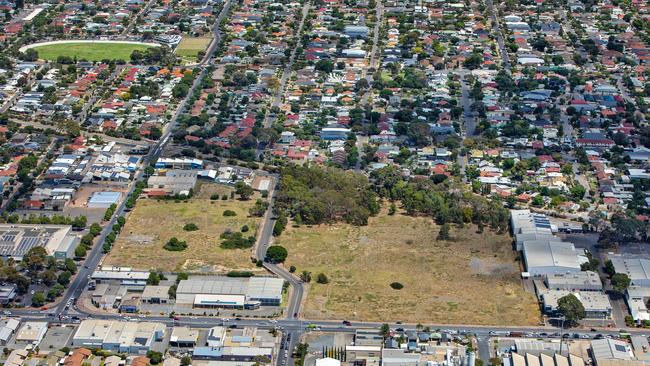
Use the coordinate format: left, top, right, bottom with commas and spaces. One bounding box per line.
15, 321, 48, 346
610, 258, 650, 287
522, 240, 582, 276
72, 320, 165, 353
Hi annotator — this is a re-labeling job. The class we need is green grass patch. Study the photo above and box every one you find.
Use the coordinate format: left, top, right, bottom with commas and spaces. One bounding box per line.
32, 42, 154, 61
176, 36, 211, 62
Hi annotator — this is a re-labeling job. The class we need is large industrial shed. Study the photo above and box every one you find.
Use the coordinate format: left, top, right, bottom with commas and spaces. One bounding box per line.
522, 240, 582, 276
511, 209, 556, 251
176, 277, 284, 309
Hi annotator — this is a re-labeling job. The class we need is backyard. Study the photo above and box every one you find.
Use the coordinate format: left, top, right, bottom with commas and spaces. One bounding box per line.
276, 210, 540, 325
104, 182, 265, 273
31, 42, 154, 61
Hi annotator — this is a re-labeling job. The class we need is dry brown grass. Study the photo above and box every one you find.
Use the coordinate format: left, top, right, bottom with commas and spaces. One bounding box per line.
276, 210, 540, 325
104, 182, 265, 273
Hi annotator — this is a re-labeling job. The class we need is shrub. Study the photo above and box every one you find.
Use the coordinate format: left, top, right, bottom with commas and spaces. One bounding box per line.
227, 271, 254, 277
221, 194, 228, 200
220, 231, 255, 249
241, 225, 249, 232
183, 223, 199, 231
210, 194, 219, 200
316, 273, 329, 284
289, 265, 296, 273
223, 210, 237, 216
390, 282, 404, 290
164, 237, 188, 251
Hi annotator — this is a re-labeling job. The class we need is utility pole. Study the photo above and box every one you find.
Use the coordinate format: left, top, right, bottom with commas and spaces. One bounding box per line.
558, 316, 566, 355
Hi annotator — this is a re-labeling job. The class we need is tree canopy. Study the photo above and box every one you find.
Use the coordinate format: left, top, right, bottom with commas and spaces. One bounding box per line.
370, 166, 509, 231
276, 165, 380, 226
557, 293, 585, 325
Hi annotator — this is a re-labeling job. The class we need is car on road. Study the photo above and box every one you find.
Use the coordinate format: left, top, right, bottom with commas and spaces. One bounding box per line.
342, 320, 352, 326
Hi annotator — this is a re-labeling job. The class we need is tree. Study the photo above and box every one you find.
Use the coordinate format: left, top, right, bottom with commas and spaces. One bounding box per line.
147, 351, 163, 365
89, 222, 102, 236
32, 292, 46, 307
21, 49, 39, 62
23, 246, 48, 276
147, 272, 161, 286
57, 271, 72, 286
463, 53, 483, 70
557, 293, 585, 324
234, 181, 254, 200
570, 184, 586, 201
380, 323, 390, 338
181, 356, 192, 366
267, 77, 280, 90
611, 273, 631, 293
65, 258, 77, 274
75, 245, 87, 258
164, 237, 188, 251
604, 260, 616, 277
300, 271, 312, 283
40, 270, 57, 286
388, 203, 396, 215
437, 223, 451, 240
273, 214, 288, 236
183, 223, 199, 231
266, 245, 288, 263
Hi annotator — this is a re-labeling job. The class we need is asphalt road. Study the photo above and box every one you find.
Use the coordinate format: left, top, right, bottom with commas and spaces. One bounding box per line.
50, 0, 234, 317
252, 178, 305, 320
263, 1, 311, 128
485, 0, 510, 70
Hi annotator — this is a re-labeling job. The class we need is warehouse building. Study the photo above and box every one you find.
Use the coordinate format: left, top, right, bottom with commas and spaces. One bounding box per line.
0, 224, 78, 260
91, 268, 150, 288
170, 327, 199, 348
624, 286, 650, 323
522, 240, 582, 276
591, 339, 633, 366
610, 258, 650, 287
176, 277, 284, 309
505, 352, 585, 366
87, 191, 122, 208
146, 170, 197, 196
511, 210, 556, 251
15, 321, 48, 347
541, 290, 611, 319
545, 271, 603, 292
72, 320, 165, 354
192, 346, 273, 362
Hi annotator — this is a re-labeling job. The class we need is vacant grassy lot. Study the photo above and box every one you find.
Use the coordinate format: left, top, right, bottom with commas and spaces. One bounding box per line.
104, 182, 264, 273
277, 210, 540, 325
176, 36, 211, 61
32, 42, 154, 61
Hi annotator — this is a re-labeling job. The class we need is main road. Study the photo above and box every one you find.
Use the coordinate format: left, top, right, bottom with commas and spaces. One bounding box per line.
50, 0, 234, 317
